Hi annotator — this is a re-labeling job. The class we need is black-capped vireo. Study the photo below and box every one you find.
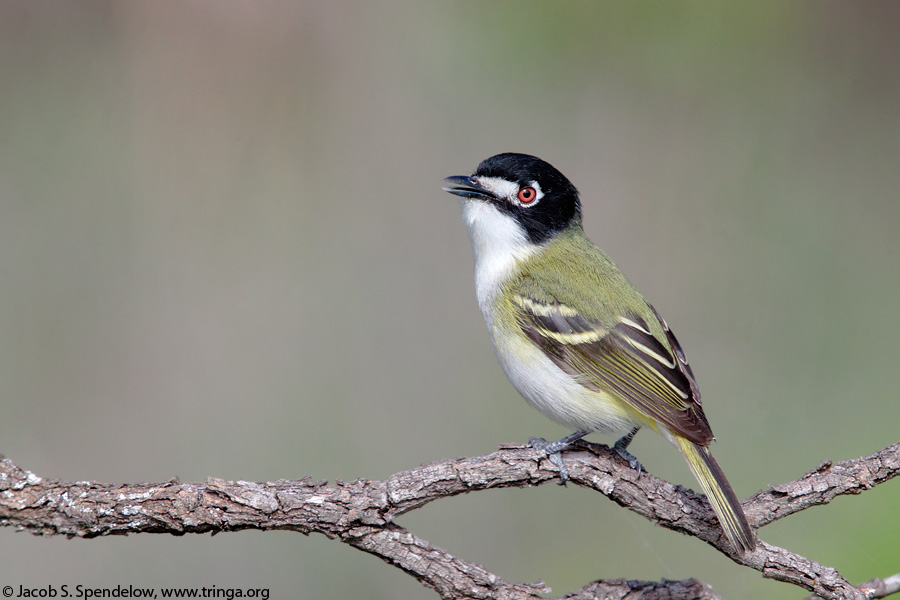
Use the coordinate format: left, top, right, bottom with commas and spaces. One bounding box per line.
443, 153, 755, 554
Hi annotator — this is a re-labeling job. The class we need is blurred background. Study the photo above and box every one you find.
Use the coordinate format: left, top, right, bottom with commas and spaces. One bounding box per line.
1, 2, 898, 598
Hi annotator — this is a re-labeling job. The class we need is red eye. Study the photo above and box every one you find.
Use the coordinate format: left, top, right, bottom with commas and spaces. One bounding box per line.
517, 186, 537, 203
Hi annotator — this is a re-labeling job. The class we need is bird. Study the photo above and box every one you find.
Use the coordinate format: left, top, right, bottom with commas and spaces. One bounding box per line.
442, 152, 755, 554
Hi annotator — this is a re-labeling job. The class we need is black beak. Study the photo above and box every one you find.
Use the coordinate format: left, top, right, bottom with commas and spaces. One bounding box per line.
442, 175, 493, 200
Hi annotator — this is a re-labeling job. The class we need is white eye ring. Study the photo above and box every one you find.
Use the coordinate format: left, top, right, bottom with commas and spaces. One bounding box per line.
512, 181, 543, 207
471, 177, 544, 207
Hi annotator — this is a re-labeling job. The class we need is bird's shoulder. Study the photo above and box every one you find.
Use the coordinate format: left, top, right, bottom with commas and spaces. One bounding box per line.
506, 228, 657, 332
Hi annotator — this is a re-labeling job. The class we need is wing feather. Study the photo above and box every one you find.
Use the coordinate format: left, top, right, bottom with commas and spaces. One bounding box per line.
513, 295, 712, 445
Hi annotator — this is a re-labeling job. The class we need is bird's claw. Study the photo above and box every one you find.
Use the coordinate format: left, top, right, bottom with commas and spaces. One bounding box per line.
613, 441, 643, 475
529, 435, 580, 485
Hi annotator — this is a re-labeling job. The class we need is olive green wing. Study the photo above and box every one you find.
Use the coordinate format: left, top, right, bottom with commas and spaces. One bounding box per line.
513, 294, 713, 445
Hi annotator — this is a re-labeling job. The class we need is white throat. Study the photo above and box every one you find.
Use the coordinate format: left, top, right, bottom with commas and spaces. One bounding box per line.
462, 200, 536, 312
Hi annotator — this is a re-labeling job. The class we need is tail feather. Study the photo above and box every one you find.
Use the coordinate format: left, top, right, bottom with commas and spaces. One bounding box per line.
673, 436, 755, 554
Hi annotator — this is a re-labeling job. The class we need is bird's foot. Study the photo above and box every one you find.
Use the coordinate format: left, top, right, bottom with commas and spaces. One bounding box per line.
613, 443, 643, 474
529, 430, 590, 485
613, 427, 643, 475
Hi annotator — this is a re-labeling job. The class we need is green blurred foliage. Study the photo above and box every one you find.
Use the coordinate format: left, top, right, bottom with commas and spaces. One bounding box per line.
1, 2, 897, 598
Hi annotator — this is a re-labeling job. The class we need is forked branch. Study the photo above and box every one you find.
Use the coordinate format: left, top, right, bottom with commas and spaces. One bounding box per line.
1, 441, 897, 600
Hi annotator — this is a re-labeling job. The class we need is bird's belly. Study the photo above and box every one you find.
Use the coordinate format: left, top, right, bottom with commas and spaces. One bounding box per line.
490, 326, 638, 434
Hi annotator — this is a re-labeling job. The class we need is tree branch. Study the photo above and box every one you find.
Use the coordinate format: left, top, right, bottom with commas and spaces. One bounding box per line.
858, 574, 900, 600
1, 441, 897, 600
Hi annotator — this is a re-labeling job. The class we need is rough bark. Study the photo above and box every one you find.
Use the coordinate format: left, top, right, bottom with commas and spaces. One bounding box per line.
1, 440, 898, 600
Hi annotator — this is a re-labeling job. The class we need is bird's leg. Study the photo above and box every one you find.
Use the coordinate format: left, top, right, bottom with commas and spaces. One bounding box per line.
613, 426, 642, 473
529, 430, 590, 485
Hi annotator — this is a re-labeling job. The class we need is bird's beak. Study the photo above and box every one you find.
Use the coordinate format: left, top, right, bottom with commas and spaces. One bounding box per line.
442, 175, 493, 200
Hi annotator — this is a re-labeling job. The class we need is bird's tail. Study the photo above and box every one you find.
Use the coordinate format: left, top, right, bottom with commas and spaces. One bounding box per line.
673, 436, 755, 554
